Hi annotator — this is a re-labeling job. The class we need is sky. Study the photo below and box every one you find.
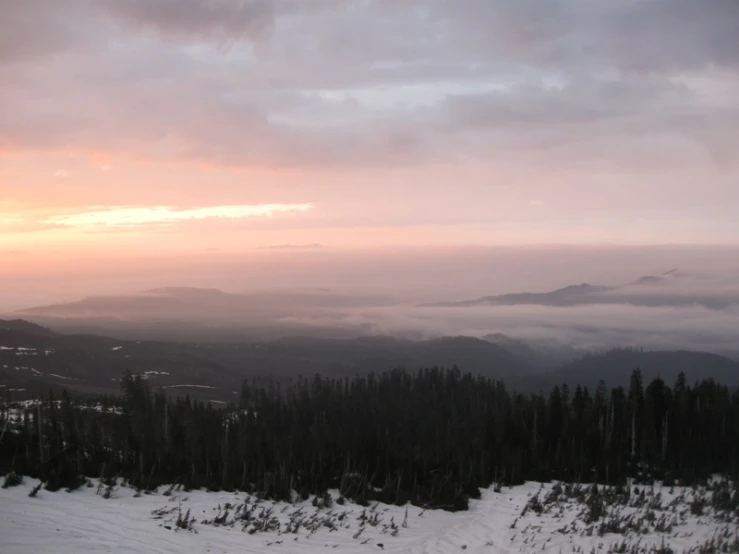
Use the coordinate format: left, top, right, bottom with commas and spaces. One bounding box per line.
1, 0, 739, 306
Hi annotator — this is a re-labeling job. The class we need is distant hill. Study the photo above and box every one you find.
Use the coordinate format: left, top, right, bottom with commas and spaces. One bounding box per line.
719, 350, 739, 363
483, 333, 583, 370
630, 275, 665, 286
17, 287, 398, 322
0, 320, 530, 401
425, 283, 612, 308
144, 286, 229, 297
245, 335, 530, 380
4, 317, 737, 401
406, 336, 529, 378
0, 319, 248, 401
421, 274, 739, 310
0, 319, 56, 336
520, 349, 739, 391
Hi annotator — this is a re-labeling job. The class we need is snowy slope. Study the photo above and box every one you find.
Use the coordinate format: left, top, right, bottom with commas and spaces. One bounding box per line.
1, 479, 736, 553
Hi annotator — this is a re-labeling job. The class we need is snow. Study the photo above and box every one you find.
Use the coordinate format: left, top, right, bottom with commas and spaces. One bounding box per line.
0, 479, 735, 554
141, 371, 171, 380
111, 346, 123, 351
1, 400, 122, 419
163, 385, 217, 390
0, 346, 54, 356
9, 366, 43, 377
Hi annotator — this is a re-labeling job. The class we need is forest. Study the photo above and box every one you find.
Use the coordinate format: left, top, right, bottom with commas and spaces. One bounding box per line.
1, 367, 738, 511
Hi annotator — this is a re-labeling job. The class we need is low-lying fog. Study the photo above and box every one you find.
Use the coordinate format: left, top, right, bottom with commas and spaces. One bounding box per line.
281, 303, 739, 354
4, 245, 739, 357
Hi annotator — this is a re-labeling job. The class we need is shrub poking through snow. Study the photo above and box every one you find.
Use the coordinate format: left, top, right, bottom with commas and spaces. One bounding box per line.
28, 482, 43, 497
2, 471, 22, 488
176, 507, 193, 530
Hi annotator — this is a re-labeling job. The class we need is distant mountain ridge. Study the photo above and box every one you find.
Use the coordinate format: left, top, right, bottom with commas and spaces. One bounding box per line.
144, 286, 230, 296
483, 333, 585, 370
16, 287, 398, 323
1, 319, 56, 336
422, 273, 738, 310
426, 283, 612, 308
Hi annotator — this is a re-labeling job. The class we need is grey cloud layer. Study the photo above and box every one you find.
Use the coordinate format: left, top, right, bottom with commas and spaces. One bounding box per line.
277, 303, 739, 354
102, 0, 275, 43
434, 0, 739, 72
5, 1, 737, 73
1, 0, 738, 170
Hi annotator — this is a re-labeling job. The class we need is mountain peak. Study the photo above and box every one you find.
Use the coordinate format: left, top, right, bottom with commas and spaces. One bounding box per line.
631, 275, 664, 286
144, 286, 228, 296
0, 318, 54, 335
558, 283, 595, 291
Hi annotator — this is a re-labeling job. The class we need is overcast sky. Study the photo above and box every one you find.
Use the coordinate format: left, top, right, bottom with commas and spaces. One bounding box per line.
1, 0, 738, 285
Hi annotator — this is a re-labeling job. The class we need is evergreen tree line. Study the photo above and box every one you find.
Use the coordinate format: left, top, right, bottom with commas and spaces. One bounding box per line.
1, 367, 738, 510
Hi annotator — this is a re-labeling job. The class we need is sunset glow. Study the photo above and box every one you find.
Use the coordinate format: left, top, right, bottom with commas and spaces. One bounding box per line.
1, 0, 738, 308
42, 204, 314, 228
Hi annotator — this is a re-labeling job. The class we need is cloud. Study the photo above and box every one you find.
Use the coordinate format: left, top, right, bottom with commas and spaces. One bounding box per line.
259, 243, 325, 250
4, 58, 733, 171
54, 170, 71, 178
261, 260, 739, 352
0, 1, 96, 64
1, 0, 738, 248
101, 0, 276, 44
1, 1, 737, 169
0, 216, 25, 225
275, 302, 739, 354
42, 204, 313, 228
598, 0, 739, 73
433, 0, 739, 73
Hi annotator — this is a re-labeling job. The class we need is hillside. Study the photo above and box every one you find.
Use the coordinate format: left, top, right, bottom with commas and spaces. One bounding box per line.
0, 320, 248, 401
4, 319, 739, 401
0, 320, 530, 401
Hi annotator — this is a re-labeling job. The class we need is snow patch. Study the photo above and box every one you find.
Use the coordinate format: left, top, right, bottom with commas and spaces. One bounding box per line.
0, 480, 737, 554
163, 385, 217, 390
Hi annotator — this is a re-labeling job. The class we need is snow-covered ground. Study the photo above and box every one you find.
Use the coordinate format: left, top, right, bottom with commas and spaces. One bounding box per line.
0, 478, 736, 553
